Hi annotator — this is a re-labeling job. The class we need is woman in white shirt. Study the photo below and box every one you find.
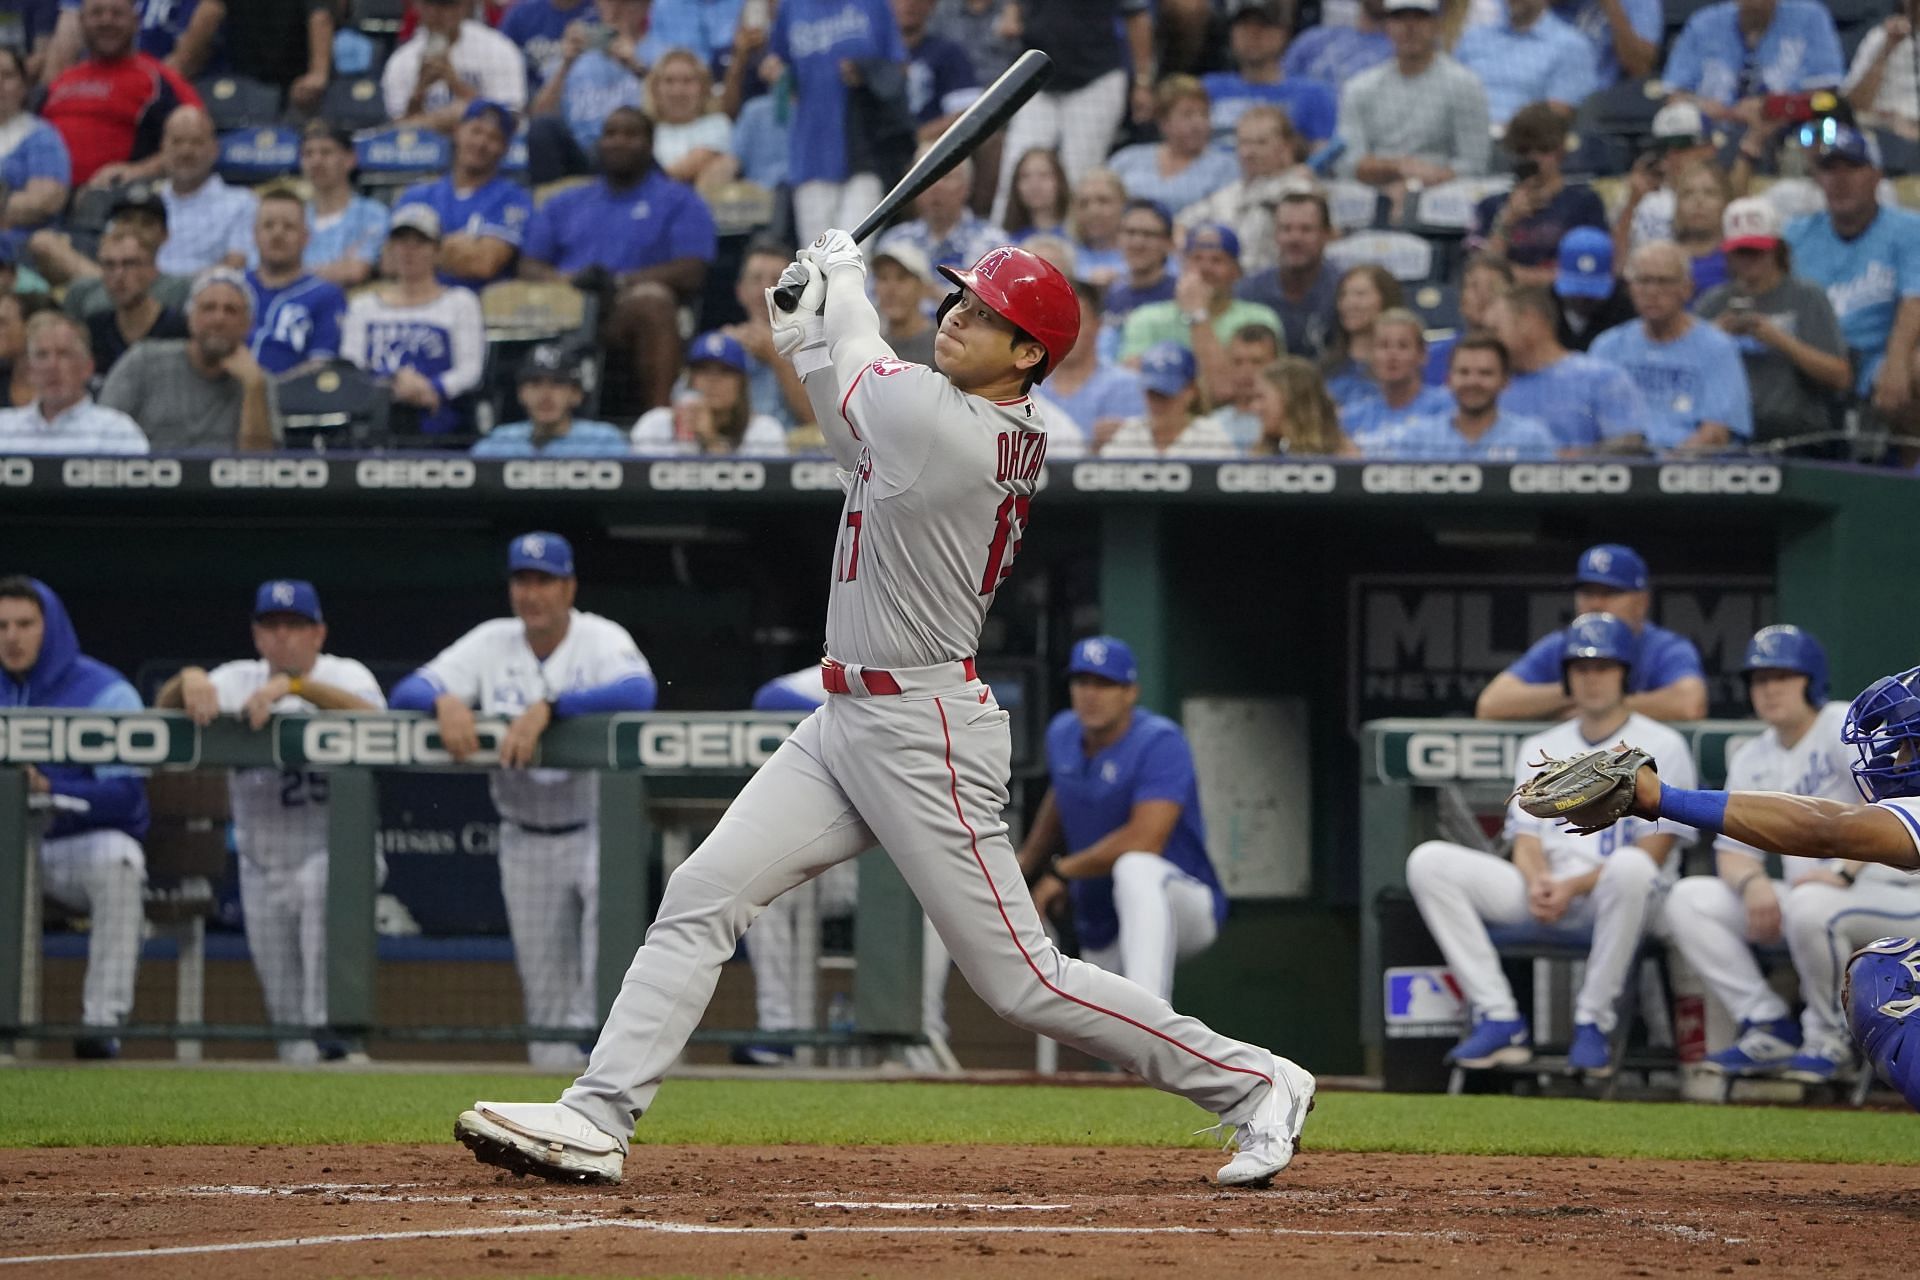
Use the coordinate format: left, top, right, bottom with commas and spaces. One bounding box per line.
631, 330, 788, 455
340, 205, 485, 439
1846, 5, 1920, 140
648, 48, 738, 192
1099, 340, 1237, 457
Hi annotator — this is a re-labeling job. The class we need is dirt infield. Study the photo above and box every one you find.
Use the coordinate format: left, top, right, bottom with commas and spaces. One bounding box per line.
0, 1142, 1903, 1278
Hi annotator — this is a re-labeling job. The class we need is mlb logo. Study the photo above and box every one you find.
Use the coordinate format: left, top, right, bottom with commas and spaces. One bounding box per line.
1384, 966, 1466, 1038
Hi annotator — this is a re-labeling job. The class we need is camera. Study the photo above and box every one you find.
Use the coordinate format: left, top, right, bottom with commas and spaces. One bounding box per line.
1512, 157, 1541, 183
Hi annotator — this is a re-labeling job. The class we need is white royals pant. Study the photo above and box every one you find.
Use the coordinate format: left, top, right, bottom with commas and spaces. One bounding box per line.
561, 667, 1277, 1148
498, 823, 600, 1072
40, 829, 145, 1028
1782, 877, 1920, 1047
238, 852, 330, 1063
1405, 840, 1668, 1033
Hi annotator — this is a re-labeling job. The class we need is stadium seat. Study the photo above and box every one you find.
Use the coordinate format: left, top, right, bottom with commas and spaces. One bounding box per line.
1874, 128, 1920, 178
1562, 129, 1631, 179
135, 771, 229, 1063
704, 180, 779, 238
1325, 230, 1435, 282
63, 184, 119, 238
195, 74, 284, 132
218, 126, 301, 184
1574, 78, 1666, 148
322, 77, 390, 135
354, 0, 406, 36
1413, 177, 1512, 232
1323, 178, 1382, 232
1409, 281, 1461, 334
479, 283, 601, 426
277, 360, 392, 449
354, 127, 450, 188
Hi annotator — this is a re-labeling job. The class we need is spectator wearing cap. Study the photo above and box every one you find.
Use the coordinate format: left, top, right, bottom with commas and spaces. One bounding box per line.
1202, 0, 1337, 146
40, 0, 200, 189
473, 344, 628, 456
0, 312, 147, 453
1695, 197, 1849, 445
1553, 0, 1662, 88
524, 0, 650, 182
1100, 199, 1178, 348
1662, 0, 1843, 124
1284, 0, 1392, 91
1368, 334, 1558, 460
1106, 77, 1240, 218
38, 185, 186, 311
631, 330, 789, 455
1470, 102, 1607, 288
148, 104, 255, 276
1340, 308, 1453, 448
84, 227, 186, 374
1487, 283, 1648, 453
99, 266, 275, 450
1335, 0, 1491, 192
0, 47, 70, 265
521, 107, 718, 416
1844, 1, 1920, 141
873, 151, 1008, 275
1236, 189, 1339, 359
1553, 226, 1635, 352
1785, 122, 1920, 433
873, 241, 939, 367
1478, 542, 1708, 721
1589, 240, 1753, 453
244, 187, 346, 377
299, 121, 390, 290
342, 205, 485, 439
397, 100, 534, 292
1038, 279, 1145, 449
383, 0, 527, 133
721, 238, 812, 429
1099, 342, 1237, 458
1454, 0, 1595, 126
1619, 101, 1720, 253
1176, 105, 1312, 279
1120, 223, 1282, 408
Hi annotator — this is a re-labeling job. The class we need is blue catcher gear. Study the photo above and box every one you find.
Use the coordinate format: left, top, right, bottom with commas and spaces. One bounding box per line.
1841, 666, 1920, 801
1741, 624, 1829, 707
1844, 937, 1920, 1110
1559, 611, 1635, 694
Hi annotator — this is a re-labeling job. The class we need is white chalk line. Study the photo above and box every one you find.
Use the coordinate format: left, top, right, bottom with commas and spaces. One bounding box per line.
811, 1200, 1072, 1211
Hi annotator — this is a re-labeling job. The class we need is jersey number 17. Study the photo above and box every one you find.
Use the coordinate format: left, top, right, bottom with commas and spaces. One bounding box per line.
837, 497, 1030, 596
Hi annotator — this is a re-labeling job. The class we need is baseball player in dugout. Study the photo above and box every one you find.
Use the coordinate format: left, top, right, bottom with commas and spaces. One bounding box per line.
155, 581, 385, 1063
390, 533, 658, 1072
1020, 636, 1227, 1004
0, 576, 147, 1059
1475, 543, 1708, 722
456, 234, 1315, 1190
1408, 612, 1698, 1079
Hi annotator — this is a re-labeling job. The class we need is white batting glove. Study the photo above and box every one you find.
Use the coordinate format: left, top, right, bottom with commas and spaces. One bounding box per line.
800, 228, 866, 281
767, 260, 826, 359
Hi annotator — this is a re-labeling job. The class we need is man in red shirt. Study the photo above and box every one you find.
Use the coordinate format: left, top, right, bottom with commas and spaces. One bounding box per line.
41, 0, 200, 188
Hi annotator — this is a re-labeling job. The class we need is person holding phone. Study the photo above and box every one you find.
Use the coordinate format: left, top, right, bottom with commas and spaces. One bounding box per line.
1617, 100, 1719, 253
1470, 102, 1606, 287
1844, 0, 1920, 141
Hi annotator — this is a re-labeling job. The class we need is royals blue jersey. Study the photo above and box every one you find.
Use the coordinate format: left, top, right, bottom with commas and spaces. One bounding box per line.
1500, 351, 1647, 449
394, 174, 534, 290
1787, 206, 1920, 395
1046, 708, 1225, 951
245, 271, 346, 374
1589, 318, 1752, 447
769, 0, 906, 184
1507, 619, 1706, 689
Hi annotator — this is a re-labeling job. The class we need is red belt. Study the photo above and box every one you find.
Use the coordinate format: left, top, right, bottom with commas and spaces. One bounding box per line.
822, 656, 977, 696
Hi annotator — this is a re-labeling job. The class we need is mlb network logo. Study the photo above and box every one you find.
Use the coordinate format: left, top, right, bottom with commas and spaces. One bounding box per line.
1384, 966, 1466, 1039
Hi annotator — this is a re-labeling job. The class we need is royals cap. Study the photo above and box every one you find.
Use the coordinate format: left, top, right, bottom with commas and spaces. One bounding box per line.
462, 98, 516, 138
686, 329, 748, 374
518, 343, 582, 385
509, 531, 575, 576
1068, 635, 1139, 683
388, 202, 442, 242
253, 579, 323, 623
1575, 543, 1649, 592
1138, 341, 1198, 395
1554, 227, 1615, 300
1185, 222, 1242, 260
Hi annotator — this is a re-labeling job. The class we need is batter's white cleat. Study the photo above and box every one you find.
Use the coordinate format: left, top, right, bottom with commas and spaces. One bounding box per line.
1213, 1054, 1316, 1188
455, 1101, 624, 1185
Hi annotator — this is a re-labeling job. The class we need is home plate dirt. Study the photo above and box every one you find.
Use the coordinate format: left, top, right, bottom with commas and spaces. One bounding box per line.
0, 1144, 1903, 1278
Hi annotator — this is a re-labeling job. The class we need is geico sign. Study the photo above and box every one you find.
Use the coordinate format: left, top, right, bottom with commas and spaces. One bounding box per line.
0, 715, 178, 765
1509, 463, 1632, 495
1401, 731, 1520, 782
633, 721, 793, 769
63, 458, 181, 488
294, 718, 504, 765
504, 459, 624, 490
0, 458, 32, 486
1071, 462, 1192, 492
1217, 463, 1337, 494
790, 461, 845, 491
648, 460, 766, 491
211, 457, 330, 488
1657, 463, 1781, 495
354, 459, 476, 489
1361, 464, 1482, 495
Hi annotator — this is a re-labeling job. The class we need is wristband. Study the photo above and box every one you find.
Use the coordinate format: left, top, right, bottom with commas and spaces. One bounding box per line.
1656, 786, 1729, 835
286, 675, 303, 697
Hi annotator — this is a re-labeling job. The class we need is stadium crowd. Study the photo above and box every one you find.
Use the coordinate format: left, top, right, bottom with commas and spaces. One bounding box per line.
0, 0, 1913, 461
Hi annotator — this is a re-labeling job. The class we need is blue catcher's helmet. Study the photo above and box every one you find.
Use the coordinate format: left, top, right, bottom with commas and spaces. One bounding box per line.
1741, 624, 1829, 707
1841, 666, 1920, 801
1560, 611, 1635, 692
1845, 937, 1920, 1111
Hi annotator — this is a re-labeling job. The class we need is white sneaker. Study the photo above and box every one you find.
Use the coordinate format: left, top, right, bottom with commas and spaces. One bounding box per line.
455, 1101, 625, 1185
1214, 1054, 1316, 1187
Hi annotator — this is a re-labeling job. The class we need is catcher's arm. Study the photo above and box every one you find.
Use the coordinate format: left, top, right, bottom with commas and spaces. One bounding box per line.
1628, 767, 1920, 872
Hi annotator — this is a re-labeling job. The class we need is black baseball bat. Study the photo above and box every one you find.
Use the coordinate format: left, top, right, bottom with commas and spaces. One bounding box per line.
772, 49, 1053, 311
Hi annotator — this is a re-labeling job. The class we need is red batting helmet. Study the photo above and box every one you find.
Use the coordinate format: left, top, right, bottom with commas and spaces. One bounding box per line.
937, 246, 1080, 379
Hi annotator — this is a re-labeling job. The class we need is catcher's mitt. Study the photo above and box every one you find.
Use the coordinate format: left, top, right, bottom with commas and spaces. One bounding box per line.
1510, 745, 1655, 836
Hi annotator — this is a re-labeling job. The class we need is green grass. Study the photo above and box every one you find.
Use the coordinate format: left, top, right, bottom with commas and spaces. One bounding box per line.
3, 1070, 1918, 1164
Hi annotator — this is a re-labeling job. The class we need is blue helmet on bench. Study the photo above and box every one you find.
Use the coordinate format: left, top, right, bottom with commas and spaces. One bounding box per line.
1842, 666, 1920, 801
1560, 611, 1634, 693
1741, 624, 1829, 707
1845, 937, 1920, 1111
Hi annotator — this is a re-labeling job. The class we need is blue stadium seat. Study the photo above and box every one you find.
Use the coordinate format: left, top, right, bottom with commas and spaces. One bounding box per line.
218, 126, 301, 184
1574, 78, 1665, 148
354, 0, 405, 36
195, 74, 283, 131
322, 76, 389, 134
1408, 282, 1461, 334
354, 126, 450, 188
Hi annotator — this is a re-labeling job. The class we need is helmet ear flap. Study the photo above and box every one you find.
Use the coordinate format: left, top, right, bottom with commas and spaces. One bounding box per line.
936, 290, 962, 327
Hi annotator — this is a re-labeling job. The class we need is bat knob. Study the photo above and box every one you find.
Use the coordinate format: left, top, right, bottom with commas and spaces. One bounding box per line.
772, 285, 801, 313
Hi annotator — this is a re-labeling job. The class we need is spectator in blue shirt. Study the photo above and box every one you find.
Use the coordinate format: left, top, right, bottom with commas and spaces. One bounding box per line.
1097, 198, 1177, 360
1237, 189, 1339, 358
895, 0, 979, 138
1476, 543, 1709, 721
1043, 279, 1147, 448
525, 0, 651, 181
245, 187, 346, 376
0, 48, 70, 263
1590, 240, 1753, 452
1283, 0, 1392, 90
1456, 0, 1596, 125
1107, 77, 1241, 217
1470, 103, 1607, 288
1202, 0, 1338, 144
473, 342, 629, 456
297, 121, 388, 289
1489, 283, 1648, 452
1371, 333, 1558, 459
1663, 0, 1844, 122
652, 0, 746, 71
522, 106, 718, 414
1553, 0, 1661, 87
398, 99, 534, 291
502, 0, 597, 90
1785, 122, 1920, 427
1341, 307, 1452, 448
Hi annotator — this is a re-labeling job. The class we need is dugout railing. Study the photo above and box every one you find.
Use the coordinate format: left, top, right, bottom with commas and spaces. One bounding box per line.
0, 709, 928, 1058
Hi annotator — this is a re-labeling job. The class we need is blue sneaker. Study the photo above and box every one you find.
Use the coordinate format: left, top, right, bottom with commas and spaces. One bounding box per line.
1781, 1036, 1853, 1085
1446, 1017, 1532, 1068
1567, 1023, 1615, 1077
730, 1043, 795, 1067
1702, 1017, 1801, 1075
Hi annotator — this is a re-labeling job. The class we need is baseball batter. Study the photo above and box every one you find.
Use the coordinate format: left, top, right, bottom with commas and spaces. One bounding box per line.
457, 236, 1314, 1188
1407, 612, 1698, 1078
392, 534, 658, 1071
156, 580, 384, 1063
